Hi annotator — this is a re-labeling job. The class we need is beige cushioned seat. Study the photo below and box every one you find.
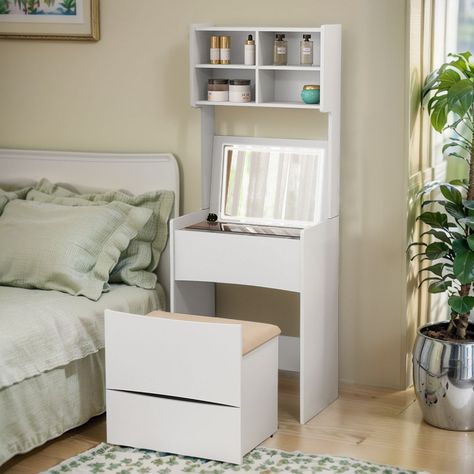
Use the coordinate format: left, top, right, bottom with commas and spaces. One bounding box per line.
147, 311, 281, 355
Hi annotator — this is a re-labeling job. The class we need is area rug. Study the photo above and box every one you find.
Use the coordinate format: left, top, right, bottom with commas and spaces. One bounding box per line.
42, 442, 427, 474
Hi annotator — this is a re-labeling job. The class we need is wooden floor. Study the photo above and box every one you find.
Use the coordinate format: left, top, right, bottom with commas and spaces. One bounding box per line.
2, 373, 474, 474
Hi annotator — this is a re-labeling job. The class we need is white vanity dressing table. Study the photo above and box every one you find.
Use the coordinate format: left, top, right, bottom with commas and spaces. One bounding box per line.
170, 25, 341, 424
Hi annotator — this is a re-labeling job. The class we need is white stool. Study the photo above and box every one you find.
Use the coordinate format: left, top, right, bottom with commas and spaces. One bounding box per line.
105, 309, 281, 464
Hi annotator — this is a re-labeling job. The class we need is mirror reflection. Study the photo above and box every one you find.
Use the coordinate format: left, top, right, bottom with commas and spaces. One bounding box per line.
221, 144, 324, 227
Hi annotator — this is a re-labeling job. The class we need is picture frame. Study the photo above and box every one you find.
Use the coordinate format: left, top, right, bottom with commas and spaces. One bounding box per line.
0, 0, 99, 41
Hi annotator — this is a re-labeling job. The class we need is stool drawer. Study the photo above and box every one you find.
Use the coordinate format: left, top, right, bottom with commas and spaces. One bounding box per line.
106, 389, 242, 464
105, 311, 242, 407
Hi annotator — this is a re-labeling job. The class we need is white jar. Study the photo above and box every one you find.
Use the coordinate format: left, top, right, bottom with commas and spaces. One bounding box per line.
229, 79, 251, 103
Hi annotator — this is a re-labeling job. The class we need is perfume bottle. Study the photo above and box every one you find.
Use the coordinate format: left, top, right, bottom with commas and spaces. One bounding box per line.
219, 35, 231, 64
300, 34, 313, 65
273, 33, 287, 65
210, 35, 220, 64
244, 34, 255, 65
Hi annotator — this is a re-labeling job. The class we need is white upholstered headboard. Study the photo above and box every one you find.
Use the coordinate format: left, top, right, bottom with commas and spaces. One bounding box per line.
0, 148, 180, 309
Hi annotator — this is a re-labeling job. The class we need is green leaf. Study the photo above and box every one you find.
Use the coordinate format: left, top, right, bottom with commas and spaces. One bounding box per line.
467, 235, 474, 251
448, 295, 474, 314
452, 231, 466, 240
448, 152, 468, 161
430, 103, 448, 132
417, 180, 442, 198
445, 202, 465, 220
463, 200, 474, 209
420, 262, 446, 277
438, 68, 461, 88
417, 212, 449, 228
440, 184, 463, 205
425, 242, 450, 260
419, 276, 442, 288
428, 280, 452, 293
453, 238, 470, 255
450, 179, 468, 187
453, 251, 474, 283
447, 79, 474, 117
420, 229, 451, 244
459, 216, 474, 228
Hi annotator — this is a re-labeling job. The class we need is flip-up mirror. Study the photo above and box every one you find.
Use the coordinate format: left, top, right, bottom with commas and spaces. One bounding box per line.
211, 137, 327, 228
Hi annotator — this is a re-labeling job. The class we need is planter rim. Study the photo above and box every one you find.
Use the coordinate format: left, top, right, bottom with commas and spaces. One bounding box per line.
417, 320, 474, 346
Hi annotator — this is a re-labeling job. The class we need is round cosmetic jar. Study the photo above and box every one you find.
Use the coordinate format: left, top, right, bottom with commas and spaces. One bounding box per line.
301, 84, 320, 104
208, 79, 229, 102
229, 79, 251, 103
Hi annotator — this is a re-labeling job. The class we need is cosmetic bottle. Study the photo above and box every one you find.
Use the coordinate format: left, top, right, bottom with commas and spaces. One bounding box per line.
273, 33, 287, 65
244, 34, 255, 65
300, 34, 313, 65
220, 36, 231, 64
210, 35, 220, 64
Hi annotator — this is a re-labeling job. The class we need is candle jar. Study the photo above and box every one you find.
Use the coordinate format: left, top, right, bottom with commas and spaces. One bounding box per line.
301, 84, 320, 104
208, 79, 229, 102
229, 79, 251, 103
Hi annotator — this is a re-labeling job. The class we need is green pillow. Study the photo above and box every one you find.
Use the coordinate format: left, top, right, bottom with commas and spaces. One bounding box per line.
0, 186, 32, 216
0, 200, 152, 301
32, 179, 174, 289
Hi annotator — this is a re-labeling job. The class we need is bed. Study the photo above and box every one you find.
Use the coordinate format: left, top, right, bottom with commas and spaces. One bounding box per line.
0, 149, 179, 465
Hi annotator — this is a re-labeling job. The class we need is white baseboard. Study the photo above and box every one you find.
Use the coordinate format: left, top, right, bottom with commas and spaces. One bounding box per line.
279, 336, 299, 372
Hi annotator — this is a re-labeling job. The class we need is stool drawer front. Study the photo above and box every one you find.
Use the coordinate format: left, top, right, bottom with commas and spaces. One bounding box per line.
107, 389, 242, 464
175, 230, 300, 292
105, 311, 242, 407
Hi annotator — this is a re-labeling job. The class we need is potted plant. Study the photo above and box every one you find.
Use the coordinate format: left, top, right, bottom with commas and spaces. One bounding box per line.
411, 51, 474, 431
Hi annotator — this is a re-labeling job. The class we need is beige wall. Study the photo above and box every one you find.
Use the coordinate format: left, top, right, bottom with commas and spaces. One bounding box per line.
0, 0, 409, 388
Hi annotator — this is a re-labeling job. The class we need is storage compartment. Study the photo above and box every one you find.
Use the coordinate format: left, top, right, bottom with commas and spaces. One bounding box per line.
105, 310, 242, 407
195, 68, 256, 104
258, 30, 321, 66
174, 229, 301, 291
259, 69, 320, 105
107, 389, 242, 464
194, 29, 257, 65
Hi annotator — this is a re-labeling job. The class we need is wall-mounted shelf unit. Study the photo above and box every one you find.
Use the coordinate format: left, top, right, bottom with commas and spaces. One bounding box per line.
176, 24, 342, 425
189, 25, 339, 111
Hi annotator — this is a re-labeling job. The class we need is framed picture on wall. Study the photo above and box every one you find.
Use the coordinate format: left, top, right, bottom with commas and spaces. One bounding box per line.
0, 0, 99, 41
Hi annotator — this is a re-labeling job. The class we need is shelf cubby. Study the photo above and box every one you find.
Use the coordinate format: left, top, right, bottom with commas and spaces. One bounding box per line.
190, 25, 339, 111
258, 68, 320, 104
194, 67, 256, 104
257, 30, 321, 67
193, 28, 257, 66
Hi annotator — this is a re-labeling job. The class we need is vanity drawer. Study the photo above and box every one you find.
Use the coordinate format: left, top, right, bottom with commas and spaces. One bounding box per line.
174, 229, 301, 292
106, 389, 242, 464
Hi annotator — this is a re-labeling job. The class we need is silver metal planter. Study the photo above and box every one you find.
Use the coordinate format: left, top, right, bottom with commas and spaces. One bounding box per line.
413, 320, 474, 431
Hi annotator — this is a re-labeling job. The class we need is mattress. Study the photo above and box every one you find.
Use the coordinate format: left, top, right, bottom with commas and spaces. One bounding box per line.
0, 284, 164, 466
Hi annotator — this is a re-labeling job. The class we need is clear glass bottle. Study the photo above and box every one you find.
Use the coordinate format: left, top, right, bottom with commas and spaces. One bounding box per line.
300, 34, 313, 65
273, 33, 287, 65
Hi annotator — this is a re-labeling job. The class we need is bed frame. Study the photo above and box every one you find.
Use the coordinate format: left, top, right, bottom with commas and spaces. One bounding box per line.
0, 148, 180, 308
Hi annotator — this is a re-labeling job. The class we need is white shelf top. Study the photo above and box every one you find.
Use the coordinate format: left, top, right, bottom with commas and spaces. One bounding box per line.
196, 100, 321, 109
260, 101, 321, 109
195, 64, 256, 70
195, 64, 319, 71
196, 101, 260, 107
259, 65, 321, 71
193, 25, 322, 33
